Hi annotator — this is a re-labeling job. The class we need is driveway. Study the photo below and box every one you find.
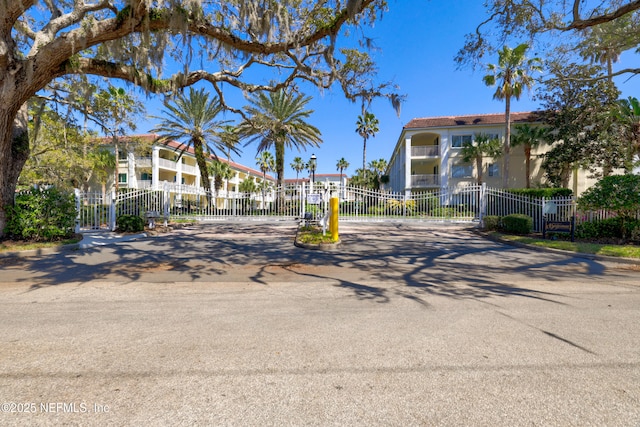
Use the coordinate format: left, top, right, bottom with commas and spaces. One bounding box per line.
0, 221, 638, 426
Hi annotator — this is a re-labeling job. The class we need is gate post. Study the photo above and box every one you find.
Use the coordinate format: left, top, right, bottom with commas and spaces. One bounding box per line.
163, 181, 170, 227
110, 189, 117, 231
478, 183, 487, 226
404, 189, 411, 218
300, 182, 306, 217
74, 188, 81, 233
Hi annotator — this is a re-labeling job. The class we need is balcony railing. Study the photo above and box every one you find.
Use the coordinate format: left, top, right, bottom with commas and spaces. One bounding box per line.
181, 164, 198, 175
411, 145, 440, 157
136, 157, 152, 167
158, 158, 177, 170
411, 174, 440, 187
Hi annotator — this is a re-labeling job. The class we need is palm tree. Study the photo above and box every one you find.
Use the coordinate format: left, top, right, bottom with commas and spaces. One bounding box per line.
256, 151, 275, 209
483, 43, 541, 188
460, 134, 502, 186
578, 15, 635, 81
238, 177, 257, 213
209, 160, 233, 194
88, 148, 116, 199
368, 158, 388, 189
511, 124, 548, 188
336, 157, 350, 189
92, 86, 143, 193
151, 87, 238, 195
291, 156, 305, 186
355, 112, 380, 181
239, 89, 322, 189
614, 96, 640, 171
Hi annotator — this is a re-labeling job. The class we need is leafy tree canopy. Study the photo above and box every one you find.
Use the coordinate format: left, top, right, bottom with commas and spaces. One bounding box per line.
456, 0, 640, 79
0, 0, 393, 237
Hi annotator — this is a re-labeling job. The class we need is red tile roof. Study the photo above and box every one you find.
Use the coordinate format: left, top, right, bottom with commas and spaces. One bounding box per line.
404, 112, 542, 129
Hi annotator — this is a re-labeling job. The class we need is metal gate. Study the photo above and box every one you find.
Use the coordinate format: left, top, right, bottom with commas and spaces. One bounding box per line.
75, 184, 575, 232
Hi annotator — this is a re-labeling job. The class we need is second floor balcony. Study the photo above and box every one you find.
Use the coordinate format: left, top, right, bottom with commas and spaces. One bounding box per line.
411, 174, 440, 188
411, 145, 440, 158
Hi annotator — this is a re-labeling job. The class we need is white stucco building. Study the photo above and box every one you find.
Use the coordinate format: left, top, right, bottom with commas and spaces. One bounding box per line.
386, 112, 598, 195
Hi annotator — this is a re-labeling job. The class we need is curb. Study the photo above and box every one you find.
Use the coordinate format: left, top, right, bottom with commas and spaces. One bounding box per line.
294, 238, 342, 251
475, 229, 640, 266
0, 232, 148, 259
0, 242, 81, 259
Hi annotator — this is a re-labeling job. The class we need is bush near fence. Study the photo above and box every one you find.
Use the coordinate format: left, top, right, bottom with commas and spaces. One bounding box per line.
502, 214, 533, 235
6, 187, 76, 241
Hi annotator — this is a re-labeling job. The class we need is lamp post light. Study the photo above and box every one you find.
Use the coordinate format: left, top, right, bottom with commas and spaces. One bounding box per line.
309, 153, 317, 192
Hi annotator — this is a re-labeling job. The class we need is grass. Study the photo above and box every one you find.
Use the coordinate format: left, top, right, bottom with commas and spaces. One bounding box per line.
492, 232, 640, 259
0, 236, 82, 253
297, 226, 338, 244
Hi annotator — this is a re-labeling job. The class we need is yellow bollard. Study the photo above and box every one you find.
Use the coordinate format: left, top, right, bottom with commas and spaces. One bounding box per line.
330, 197, 339, 242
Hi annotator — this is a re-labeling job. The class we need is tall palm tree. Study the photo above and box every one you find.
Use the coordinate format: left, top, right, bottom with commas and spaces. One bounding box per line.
239, 89, 322, 188
290, 156, 305, 186
151, 87, 238, 195
460, 134, 502, 186
336, 157, 350, 188
355, 112, 379, 180
256, 151, 275, 209
511, 124, 548, 188
483, 43, 541, 188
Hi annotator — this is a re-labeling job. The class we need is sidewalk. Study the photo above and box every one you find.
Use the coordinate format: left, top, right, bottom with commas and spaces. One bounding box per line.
77, 231, 148, 249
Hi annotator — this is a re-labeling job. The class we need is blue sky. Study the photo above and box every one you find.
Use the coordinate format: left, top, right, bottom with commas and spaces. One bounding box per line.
140, 1, 640, 178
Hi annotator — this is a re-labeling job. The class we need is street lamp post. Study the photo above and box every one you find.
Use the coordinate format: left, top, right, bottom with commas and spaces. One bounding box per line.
309, 153, 316, 192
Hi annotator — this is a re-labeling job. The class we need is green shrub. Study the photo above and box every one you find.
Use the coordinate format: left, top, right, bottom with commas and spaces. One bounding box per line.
508, 188, 573, 198
116, 215, 145, 232
4, 187, 76, 241
575, 221, 602, 239
502, 214, 533, 234
578, 175, 640, 221
575, 217, 640, 239
483, 215, 501, 231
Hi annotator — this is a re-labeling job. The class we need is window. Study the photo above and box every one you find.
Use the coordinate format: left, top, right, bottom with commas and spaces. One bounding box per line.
452, 135, 472, 148
451, 164, 473, 178
118, 150, 127, 160
118, 173, 127, 183
488, 163, 500, 177
141, 172, 151, 181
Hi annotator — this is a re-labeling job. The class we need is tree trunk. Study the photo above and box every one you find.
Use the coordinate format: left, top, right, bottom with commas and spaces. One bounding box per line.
524, 145, 531, 188
0, 105, 31, 238
503, 96, 511, 189
275, 141, 285, 188
362, 138, 367, 182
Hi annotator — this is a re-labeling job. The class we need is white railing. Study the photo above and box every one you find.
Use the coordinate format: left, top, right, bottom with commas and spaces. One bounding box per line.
411, 174, 440, 187
136, 157, 152, 167
411, 145, 440, 157
73, 184, 640, 233
158, 158, 176, 170
181, 164, 198, 175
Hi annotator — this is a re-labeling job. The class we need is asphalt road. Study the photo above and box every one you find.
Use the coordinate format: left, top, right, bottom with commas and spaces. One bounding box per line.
0, 221, 639, 426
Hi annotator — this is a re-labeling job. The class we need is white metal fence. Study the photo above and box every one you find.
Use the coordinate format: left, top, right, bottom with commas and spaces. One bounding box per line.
73, 183, 638, 233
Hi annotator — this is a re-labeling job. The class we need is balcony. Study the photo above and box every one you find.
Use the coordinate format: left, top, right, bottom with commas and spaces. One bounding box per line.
411, 145, 439, 158
181, 163, 198, 175
411, 174, 440, 187
136, 157, 152, 168
158, 158, 177, 170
